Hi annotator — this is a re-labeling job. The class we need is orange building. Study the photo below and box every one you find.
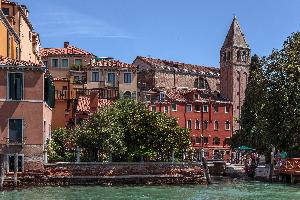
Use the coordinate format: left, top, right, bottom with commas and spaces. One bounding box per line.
1, 0, 41, 63
0, 0, 20, 59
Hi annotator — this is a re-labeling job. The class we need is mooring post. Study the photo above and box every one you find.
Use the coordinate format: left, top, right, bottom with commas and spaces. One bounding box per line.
200, 149, 204, 164
269, 146, 275, 182
171, 151, 175, 163
76, 147, 81, 163
14, 153, 18, 187
201, 156, 211, 184
0, 154, 4, 189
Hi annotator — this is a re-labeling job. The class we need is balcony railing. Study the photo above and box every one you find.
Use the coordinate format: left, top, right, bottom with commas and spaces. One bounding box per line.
76, 88, 119, 99
4, 137, 27, 146
55, 90, 77, 100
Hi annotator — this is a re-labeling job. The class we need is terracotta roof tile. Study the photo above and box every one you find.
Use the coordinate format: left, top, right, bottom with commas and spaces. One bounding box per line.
0, 56, 42, 67
40, 45, 94, 57
136, 56, 220, 76
87, 59, 135, 70
76, 96, 113, 113
1, 0, 16, 5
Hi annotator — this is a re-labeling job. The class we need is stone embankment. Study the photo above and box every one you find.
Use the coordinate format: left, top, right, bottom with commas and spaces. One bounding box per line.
2, 162, 206, 188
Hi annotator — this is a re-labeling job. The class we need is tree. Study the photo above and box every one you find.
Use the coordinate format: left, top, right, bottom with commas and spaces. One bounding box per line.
72, 98, 190, 161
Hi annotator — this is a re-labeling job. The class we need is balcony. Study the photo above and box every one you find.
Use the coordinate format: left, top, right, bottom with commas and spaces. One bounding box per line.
55, 90, 77, 100
4, 137, 27, 146
76, 88, 119, 99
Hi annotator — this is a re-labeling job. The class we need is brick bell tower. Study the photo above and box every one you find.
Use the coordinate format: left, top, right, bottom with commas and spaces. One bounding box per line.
220, 16, 250, 133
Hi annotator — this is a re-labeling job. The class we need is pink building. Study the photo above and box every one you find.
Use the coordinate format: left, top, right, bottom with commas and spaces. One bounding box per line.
0, 56, 53, 172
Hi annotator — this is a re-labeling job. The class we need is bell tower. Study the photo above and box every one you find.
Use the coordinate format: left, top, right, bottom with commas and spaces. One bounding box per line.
220, 16, 250, 132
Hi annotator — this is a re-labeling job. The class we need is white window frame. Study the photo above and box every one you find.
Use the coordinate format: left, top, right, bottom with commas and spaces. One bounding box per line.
186, 104, 192, 112
74, 58, 83, 66
61, 58, 69, 68
91, 71, 100, 82
203, 105, 209, 113
186, 119, 192, 129
7, 154, 24, 173
194, 104, 201, 112
7, 72, 24, 101
225, 105, 229, 113
123, 72, 132, 84
151, 105, 156, 112
8, 118, 24, 144
225, 121, 231, 130
51, 58, 59, 68
107, 72, 116, 86
214, 120, 219, 131
164, 105, 168, 113
171, 102, 177, 111
195, 120, 200, 130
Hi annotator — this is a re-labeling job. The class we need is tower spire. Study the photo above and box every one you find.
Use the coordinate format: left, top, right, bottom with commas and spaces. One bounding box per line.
222, 16, 249, 49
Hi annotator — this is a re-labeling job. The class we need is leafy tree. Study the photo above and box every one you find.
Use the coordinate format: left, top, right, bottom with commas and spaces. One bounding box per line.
48, 128, 75, 162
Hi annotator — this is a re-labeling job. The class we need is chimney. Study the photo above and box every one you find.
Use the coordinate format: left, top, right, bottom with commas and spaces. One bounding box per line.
90, 92, 98, 113
64, 42, 70, 48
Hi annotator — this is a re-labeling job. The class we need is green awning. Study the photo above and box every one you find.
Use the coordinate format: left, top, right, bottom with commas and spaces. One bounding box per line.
235, 146, 255, 151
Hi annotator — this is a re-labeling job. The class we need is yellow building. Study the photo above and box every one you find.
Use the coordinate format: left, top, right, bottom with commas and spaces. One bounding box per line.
0, 0, 40, 63
0, 0, 20, 59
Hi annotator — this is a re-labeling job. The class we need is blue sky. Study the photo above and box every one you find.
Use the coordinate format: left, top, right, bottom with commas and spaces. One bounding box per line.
17, 0, 300, 67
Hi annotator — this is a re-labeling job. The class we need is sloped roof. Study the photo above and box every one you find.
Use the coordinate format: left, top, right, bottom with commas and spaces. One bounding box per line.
222, 16, 249, 49
87, 59, 135, 70
1, 0, 16, 5
40, 45, 95, 57
135, 56, 220, 77
76, 96, 113, 113
0, 56, 42, 67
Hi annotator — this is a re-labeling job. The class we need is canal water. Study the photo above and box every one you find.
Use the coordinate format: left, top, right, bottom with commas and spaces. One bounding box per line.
1, 181, 299, 200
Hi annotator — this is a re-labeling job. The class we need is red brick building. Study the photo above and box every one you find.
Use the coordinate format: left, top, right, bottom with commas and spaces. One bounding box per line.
141, 88, 233, 161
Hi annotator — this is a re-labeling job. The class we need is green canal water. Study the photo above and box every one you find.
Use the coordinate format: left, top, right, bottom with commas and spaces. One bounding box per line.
0, 181, 299, 200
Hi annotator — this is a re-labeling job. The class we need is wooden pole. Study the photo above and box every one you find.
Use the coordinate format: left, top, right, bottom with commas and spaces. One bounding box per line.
0, 154, 4, 189
201, 156, 211, 184
14, 153, 18, 187
269, 146, 275, 183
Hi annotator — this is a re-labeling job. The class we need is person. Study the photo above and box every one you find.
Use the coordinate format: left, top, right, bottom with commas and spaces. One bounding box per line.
280, 150, 287, 166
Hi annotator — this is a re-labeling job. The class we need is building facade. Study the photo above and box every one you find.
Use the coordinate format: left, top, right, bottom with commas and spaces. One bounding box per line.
0, 56, 54, 172
40, 42, 95, 79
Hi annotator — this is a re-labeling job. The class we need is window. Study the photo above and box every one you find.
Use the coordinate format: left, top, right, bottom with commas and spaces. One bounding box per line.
214, 121, 219, 130
91, 72, 100, 82
204, 120, 208, 130
171, 103, 177, 111
151, 105, 156, 112
203, 137, 209, 144
43, 61, 48, 67
195, 137, 201, 144
159, 92, 165, 102
225, 106, 229, 113
61, 59, 69, 68
124, 72, 132, 83
8, 72, 23, 100
224, 138, 230, 146
9, 119, 23, 144
146, 95, 152, 101
194, 94, 199, 100
195, 105, 201, 112
123, 91, 131, 98
225, 121, 231, 130
51, 58, 59, 67
213, 137, 220, 145
2, 8, 9, 15
227, 51, 231, 61
186, 104, 192, 112
107, 73, 116, 87
163, 105, 169, 113
195, 120, 200, 130
242, 51, 247, 62
203, 105, 209, 113
214, 105, 218, 112
187, 120, 192, 129
194, 78, 209, 90
8, 155, 23, 172
237, 50, 241, 61
75, 59, 82, 66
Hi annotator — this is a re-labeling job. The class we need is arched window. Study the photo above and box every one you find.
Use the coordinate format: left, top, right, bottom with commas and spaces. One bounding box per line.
204, 120, 208, 130
227, 51, 231, 61
237, 50, 241, 62
214, 121, 219, 130
123, 91, 131, 98
223, 52, 227, 62
194, 78, 209, 90
187, 120, 192, 129
242, 51, 247, 62
195, 120, 200, 130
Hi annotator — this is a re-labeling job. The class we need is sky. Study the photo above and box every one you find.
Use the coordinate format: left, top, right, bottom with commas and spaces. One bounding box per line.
16, 0, 300, 67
